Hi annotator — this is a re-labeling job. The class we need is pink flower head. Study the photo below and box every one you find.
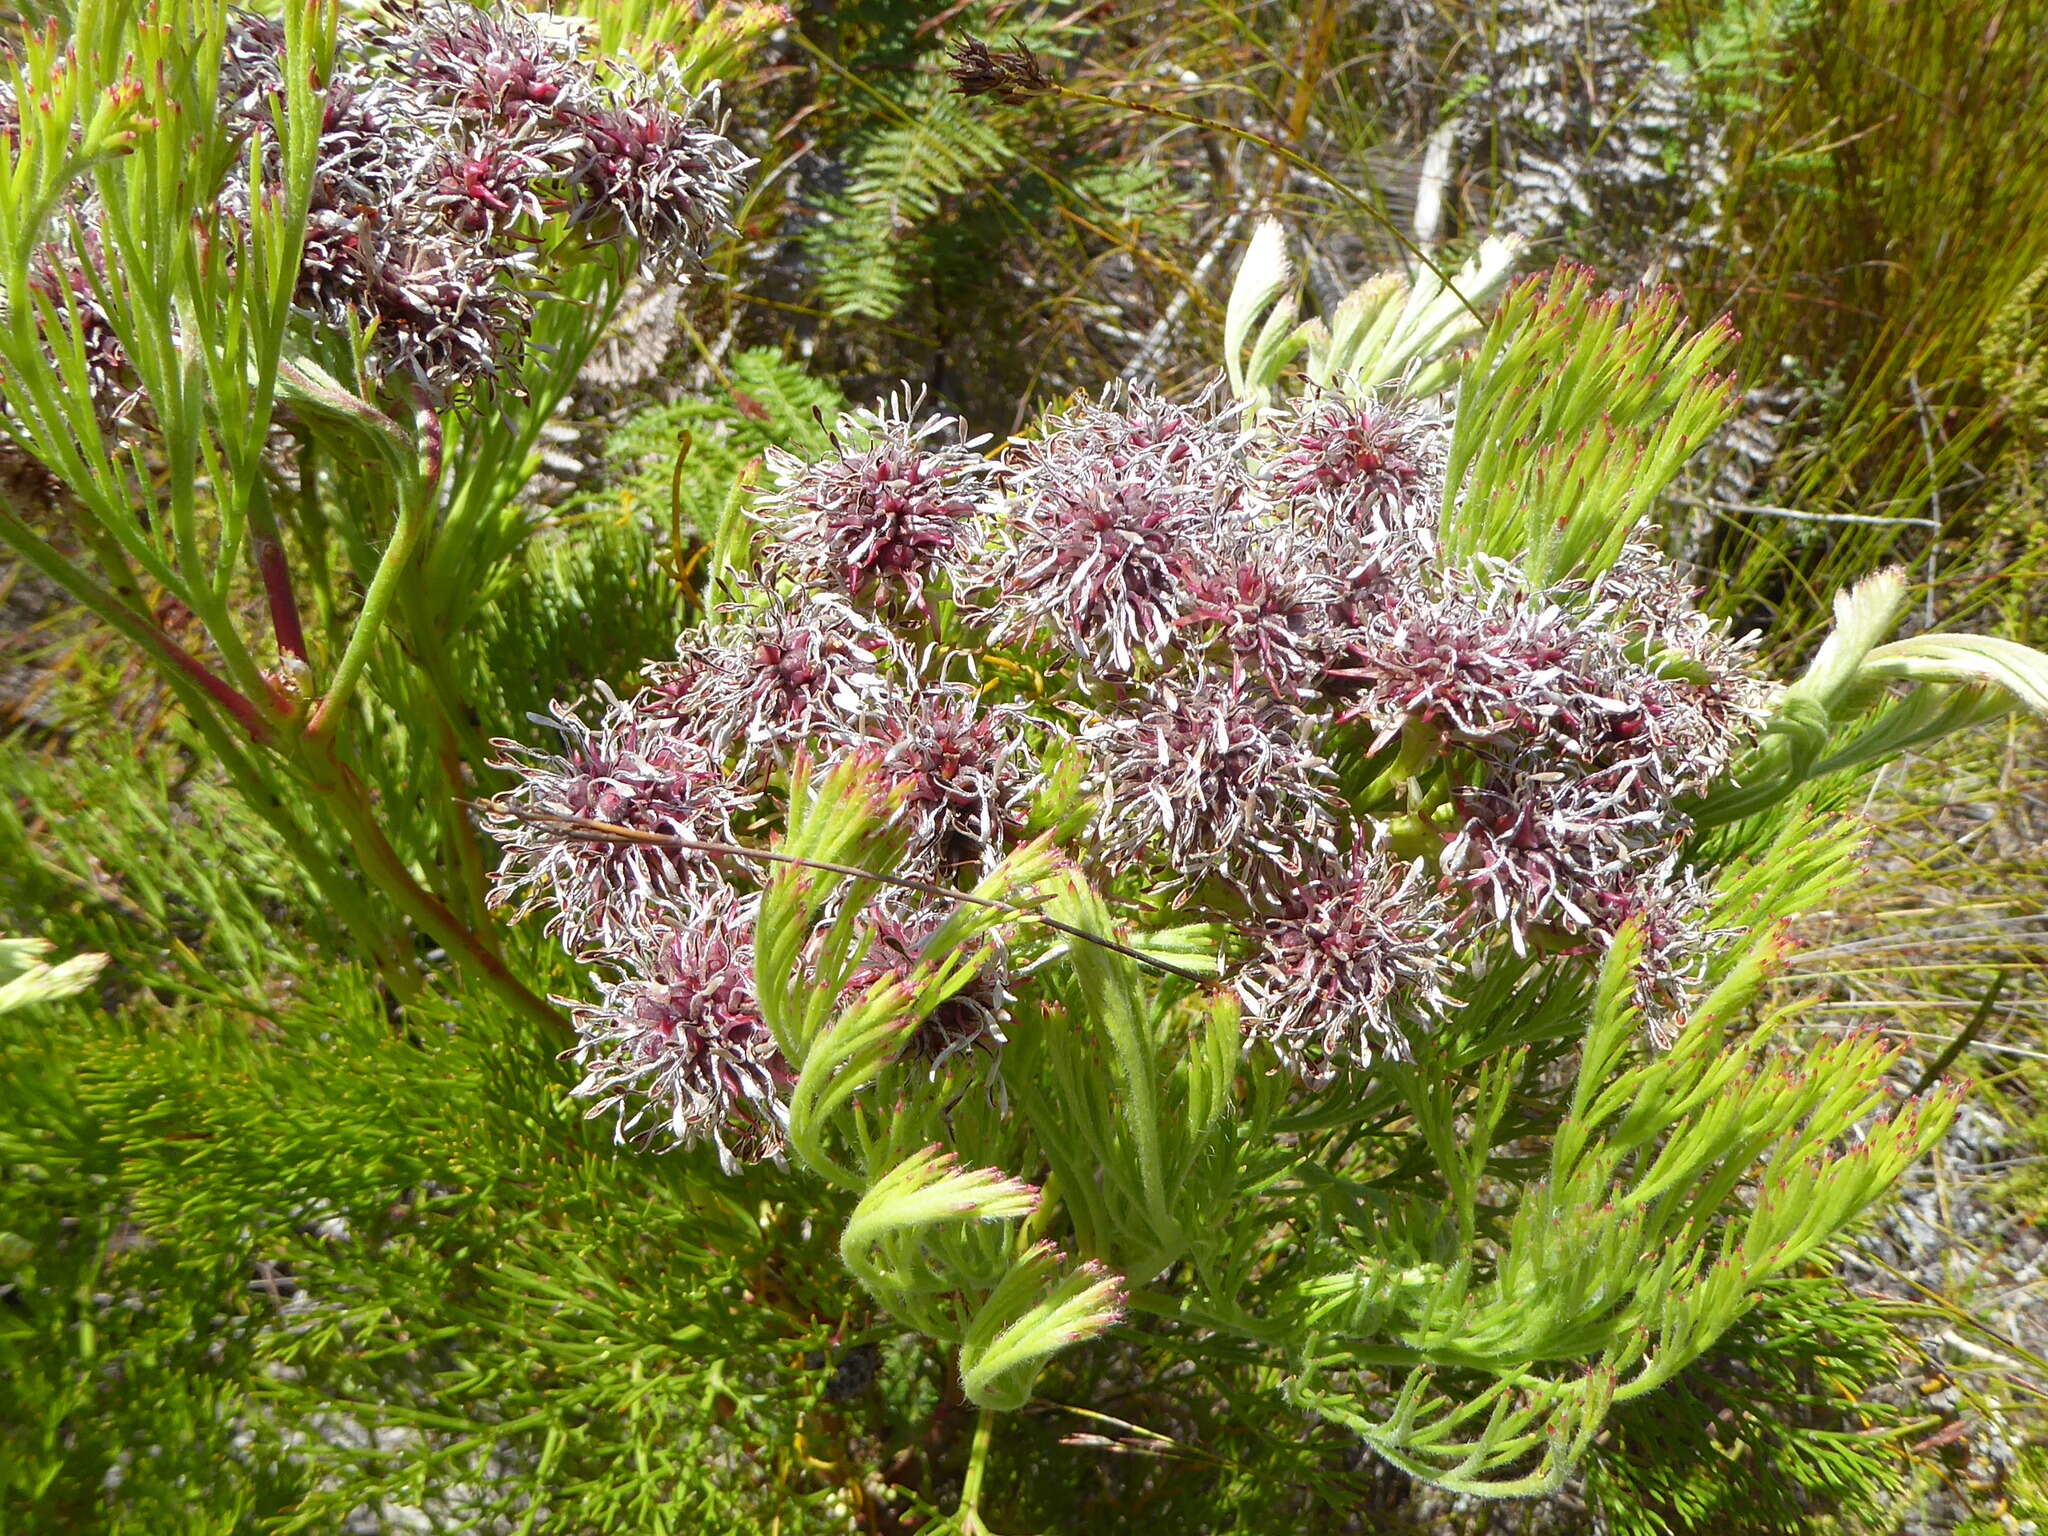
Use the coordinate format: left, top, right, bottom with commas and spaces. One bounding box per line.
1591, 543, 1774, 785
1084, 670, 1340, 900
1041, 382, 1238, 474
993, 387, 1252, 674
1263, 392, 1448, 535
488, 697, 757, 955
1441, 764, 1669, 952
1238, 845, 1459, 1080
640, 593, 899, 767
309, 77, 417, 211
559, 80, 753, 279
1582, 855, 1727, 1044
398, 1, 587, 122
424, 137, 552, 235
862, 682, 1040, 878
1175, 531, 1342, 700
358, 233, 534, 405
569, 893, 790, 1172
757, 399, 996, 614
1324, 584, 1537, 747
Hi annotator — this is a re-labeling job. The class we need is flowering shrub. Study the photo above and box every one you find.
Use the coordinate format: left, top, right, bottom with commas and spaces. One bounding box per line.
495, 310, 1772, 1148
0, 0, 765, 1024
68, 2, 749, 415
7, 5, 2047, 1524
490, 256, 2048, 1514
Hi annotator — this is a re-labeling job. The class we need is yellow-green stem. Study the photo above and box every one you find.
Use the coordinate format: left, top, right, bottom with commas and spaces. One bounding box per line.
956, 1408, 999, 1536
307, 406, 442, 743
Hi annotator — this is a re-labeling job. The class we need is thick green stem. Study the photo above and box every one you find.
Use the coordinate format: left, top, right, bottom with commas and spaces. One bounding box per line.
956, 1408, 999, 1536
306, 406, 442, 744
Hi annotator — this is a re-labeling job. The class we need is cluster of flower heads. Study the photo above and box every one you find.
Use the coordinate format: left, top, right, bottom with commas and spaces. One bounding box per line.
32, 2, 750, 417
490, 377, 1773, 1161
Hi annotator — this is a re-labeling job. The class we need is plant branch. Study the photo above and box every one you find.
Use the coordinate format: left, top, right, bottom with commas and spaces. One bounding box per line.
956, 1408, 999, 1536
486, 805, 1214, 985
318, 757, 568, 1037
0, 500, 273, 743
246, 473, 308, 664
306, 402, 443, 743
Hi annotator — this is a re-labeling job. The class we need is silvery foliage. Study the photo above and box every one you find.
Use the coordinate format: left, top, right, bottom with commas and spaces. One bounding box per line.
1397, 0, 1731, 278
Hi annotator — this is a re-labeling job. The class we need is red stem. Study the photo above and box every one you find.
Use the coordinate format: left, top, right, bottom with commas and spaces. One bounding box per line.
145, 625, 274, 744
249, 473, 308, 664
256, 534, 307, 662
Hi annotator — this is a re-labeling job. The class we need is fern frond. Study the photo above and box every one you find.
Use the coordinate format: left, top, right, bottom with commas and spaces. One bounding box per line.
807, 82, 1024, 321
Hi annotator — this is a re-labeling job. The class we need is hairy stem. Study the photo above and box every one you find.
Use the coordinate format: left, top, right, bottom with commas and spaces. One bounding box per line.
956, 1408, 999, 1536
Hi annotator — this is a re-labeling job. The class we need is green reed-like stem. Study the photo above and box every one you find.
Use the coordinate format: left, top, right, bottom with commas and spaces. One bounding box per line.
306, 404, 442, 745
1043, 83, 1482, 325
